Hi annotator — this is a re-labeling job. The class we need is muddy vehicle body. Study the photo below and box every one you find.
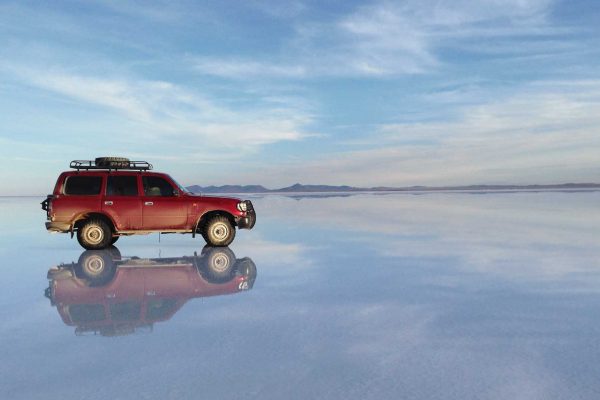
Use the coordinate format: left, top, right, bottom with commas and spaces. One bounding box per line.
42, 157, 256, 249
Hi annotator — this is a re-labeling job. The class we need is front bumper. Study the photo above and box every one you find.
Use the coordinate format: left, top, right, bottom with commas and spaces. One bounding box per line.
45, 221, 71, 233
237, 201, 256, 229
237, 211, 256, 229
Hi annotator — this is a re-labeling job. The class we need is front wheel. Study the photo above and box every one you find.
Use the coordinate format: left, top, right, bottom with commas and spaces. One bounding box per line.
77, 219, 113, 249
203, 216, 235, 246
199, 246, 236, 282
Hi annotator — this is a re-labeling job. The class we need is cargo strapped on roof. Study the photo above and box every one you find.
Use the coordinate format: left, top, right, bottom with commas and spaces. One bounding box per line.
70, 160, 153, 171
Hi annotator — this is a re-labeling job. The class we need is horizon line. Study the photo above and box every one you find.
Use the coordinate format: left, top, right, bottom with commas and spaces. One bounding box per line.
5, 182, 600, 197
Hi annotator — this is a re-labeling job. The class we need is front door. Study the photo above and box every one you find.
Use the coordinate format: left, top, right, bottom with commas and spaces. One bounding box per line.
141, 176, 187, 230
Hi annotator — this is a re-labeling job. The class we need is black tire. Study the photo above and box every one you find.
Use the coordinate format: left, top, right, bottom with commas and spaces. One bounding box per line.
199, 246, 236, 283
75, 250, 116, 286
203, 215, 235, 246
106, 245, 121, 260
200, 230, 209, 243
95, 156, 130, 168
236, 257, 257, 278
77, 219, 113, 250
110, 236, 119, 245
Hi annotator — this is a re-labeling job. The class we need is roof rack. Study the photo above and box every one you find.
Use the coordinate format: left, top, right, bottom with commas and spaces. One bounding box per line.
70, 160, 153, 171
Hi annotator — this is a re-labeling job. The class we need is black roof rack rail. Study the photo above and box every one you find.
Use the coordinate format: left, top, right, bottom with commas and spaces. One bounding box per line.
70, 160, 153, 171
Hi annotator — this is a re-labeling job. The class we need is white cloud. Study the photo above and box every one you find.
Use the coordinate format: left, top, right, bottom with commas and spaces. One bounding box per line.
194, 0, 559, 78
246, 0, 308, 19
333, 5, 435, 75
193, 58, 307, 79
241, 80, 600, 186
416, 0, 553, 25
10, 67, 312, 150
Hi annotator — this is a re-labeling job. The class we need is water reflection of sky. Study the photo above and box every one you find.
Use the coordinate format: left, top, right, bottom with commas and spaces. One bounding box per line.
1, 192, 599, 399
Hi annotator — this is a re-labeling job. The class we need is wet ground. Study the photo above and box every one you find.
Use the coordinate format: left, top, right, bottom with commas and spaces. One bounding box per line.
1, 191, 600, 399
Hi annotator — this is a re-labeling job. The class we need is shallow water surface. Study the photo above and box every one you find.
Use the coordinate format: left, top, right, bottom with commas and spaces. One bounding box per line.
1, 192, 599, 399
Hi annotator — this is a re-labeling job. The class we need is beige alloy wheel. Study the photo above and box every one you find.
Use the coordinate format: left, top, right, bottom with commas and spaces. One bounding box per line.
199, 246, 236, 282
76, 250, 116, 286
83, 224, 105, 245
211, 222, 229, 241
204, 215, 235, 246
77, 219, 112, 250
209, 251, 231, 273
82, 254, 106, 276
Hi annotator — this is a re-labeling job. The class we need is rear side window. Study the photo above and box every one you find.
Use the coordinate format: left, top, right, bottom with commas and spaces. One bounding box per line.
64, 176, 102, 195
107, 176, 138, 196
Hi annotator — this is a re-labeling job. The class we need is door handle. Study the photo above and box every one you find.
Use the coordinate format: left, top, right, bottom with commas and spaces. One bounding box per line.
144, 201, 154, 206
104, 201, 113, 206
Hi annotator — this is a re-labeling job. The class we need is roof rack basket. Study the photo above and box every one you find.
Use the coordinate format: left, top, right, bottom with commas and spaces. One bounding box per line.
70, 160, 153, 171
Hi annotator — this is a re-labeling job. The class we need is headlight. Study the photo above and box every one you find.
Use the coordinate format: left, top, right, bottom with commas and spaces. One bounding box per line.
237, 201, 247, 212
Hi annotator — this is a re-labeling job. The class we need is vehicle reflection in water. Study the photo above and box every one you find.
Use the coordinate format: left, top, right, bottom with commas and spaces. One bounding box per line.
45, 246, 257, 337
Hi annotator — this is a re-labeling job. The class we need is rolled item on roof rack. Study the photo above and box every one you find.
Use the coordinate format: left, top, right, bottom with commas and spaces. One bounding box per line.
95, 157, 130, 168
69, 157, 153, 171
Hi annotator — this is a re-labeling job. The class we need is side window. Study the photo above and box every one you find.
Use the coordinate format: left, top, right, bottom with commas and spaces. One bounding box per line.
110, 302, 141, 321
107, 176, 138, 196
143, 176, 176, 197
68, 304, 106, 323
64, 176, 102, 195
146, 299, 178, 320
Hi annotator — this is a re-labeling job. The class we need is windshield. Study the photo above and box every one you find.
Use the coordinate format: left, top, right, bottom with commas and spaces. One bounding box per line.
169, 175, 191, 194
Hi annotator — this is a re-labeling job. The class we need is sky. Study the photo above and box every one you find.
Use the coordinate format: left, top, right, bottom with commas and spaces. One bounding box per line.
1, 0, 599, 195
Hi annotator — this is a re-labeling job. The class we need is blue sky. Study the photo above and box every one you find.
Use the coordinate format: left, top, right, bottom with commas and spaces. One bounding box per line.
1, 0, 599, 194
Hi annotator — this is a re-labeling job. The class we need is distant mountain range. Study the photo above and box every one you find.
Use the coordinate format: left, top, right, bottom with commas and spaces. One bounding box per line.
186, 182, 600, 194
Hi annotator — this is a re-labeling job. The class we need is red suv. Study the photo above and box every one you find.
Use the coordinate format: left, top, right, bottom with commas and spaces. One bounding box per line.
41, 157, 256, 249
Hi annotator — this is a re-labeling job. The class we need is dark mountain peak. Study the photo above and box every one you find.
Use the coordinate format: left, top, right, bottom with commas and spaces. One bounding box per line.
186, 182, 600, 194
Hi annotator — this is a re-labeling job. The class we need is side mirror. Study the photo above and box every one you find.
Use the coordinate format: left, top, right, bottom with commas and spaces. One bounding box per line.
173, 189, 180, 196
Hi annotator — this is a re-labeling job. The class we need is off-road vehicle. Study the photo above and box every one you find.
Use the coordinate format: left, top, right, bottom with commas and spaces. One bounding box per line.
41, 157, 256, 249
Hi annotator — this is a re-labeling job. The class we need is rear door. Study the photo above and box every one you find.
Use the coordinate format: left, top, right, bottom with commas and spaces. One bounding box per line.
102, 174, 142, 231
141, 175, 188, 230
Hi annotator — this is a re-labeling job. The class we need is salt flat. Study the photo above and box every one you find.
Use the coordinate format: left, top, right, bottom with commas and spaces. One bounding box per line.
1, 192, 599, 400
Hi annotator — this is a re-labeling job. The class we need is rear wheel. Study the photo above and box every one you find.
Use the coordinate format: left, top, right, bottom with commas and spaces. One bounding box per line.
75, 250, 117, 286
106, 245, 121, 260
77, 219, 112, 250
203, 215, 235, 246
